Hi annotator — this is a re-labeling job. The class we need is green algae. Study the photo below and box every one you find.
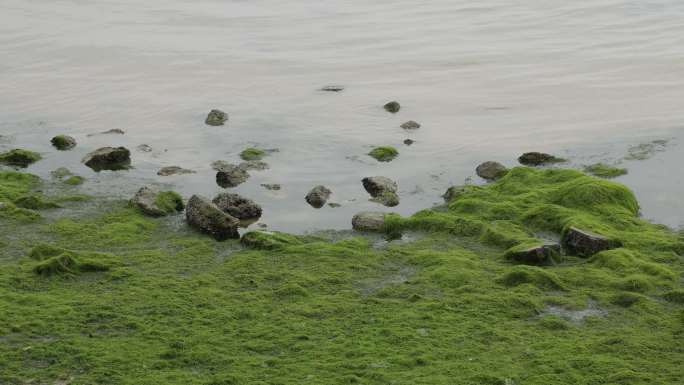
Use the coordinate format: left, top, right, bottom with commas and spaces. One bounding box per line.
50, 135, 76, 150
368, 146, 399, 162
239, 147, 266, 161
0, 149, 41, 167
63, 175, 85, 185
154, 191, 185, 214
29, 244, 113, 277
584, 163, 628, 179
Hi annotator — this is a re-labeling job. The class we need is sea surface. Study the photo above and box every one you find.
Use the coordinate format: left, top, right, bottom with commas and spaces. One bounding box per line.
1, 0, 683, 232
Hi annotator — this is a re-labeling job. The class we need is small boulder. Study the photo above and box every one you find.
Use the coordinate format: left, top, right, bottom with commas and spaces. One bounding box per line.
205, 109, 228, 126
157, 166, 195, 176
321, 85, 344, 92
0, 149, 41, 168
561, 227, 622, 257
216, 165, 249, 188
403, 139, 414, 146
185, 195, 240, 240
131, 187, 184, 217
518, 152, 564, 166
475, 161, 508, 181
82, 147, 131, 171
384, 101, 401, 113
51, 135, 76, 150
400, 120, 421, 130
212, 193, 262, 221
352, 212, 386, 232
362, 176, 398, 196
504, 243, 561, 265
305, 185, 332, 208
370, 191, 400, 207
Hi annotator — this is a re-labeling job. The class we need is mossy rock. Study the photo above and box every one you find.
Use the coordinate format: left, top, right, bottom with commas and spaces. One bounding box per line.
496, 266, 565, 290
0, 149, 41, 168
64, 176, 85, 185
368, 146, 398, 162
240, 231, 304, 250
13, 194, 60, 210
50, 135, 77, 150
132, 187, 184, 217
584, 163, 628, 179
663, 290, 684, 304
239, 148, 266, 161
29, 244, 113, 277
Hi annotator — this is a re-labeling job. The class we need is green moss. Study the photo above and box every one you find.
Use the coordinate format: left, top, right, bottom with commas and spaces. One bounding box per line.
497, 266, 565, 289
63, 175, 85, 185
0, 149, 41, 167
30, 246, 112, 277
0, 171, 38, 201
154, 191, 185, 214
50, 135, 76, 150
13, 194, 60, 210
584, 163, 628, 178
368, 146, 399, 162
240, 231, 305, 250
239, 147, 266, 161
663, 290, 684, 304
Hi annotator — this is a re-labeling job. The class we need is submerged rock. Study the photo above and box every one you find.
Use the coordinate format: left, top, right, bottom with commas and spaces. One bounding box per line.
240, 147, 266, 161
238, 160, 269, 171
131, 187, 184, 217
584, 163, 627, 179
157, 166, 195, 176
368, 146, 398, 162
51, 167, 73, 179
383, 101, 401, 113
64, 176, 84, 185
306, 185, 332, 208
321, 85, 344, 92
51, 135, 76, 150
362, 176, 398, 196
403, 139, 415, 146
504, 243, 561, 265
352, 212, 386, 232
370, 191, 400, 207
400, 120, 421, 130
442, 185, 467, 203
212, 193, 262, 221
475, 161, 508, 181
186, 195, 240, 240
205, 109, 228, 126
0, 149, 41, 168
241, 230, 304, 250
261, 183, 281, 191
561, 227, 622, 257
216, 165, 249, 188
82, 147, 131, 171
518, 152, 565, 166
136, 144, 153, 153
87, 128, 124, 137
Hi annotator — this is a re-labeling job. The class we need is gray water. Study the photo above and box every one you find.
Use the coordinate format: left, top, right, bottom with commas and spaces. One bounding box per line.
1, 0, 683, 232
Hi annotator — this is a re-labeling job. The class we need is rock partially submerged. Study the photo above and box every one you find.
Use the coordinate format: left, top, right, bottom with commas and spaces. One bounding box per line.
383, 101, 401, 113
306, 185, 332, 208
363, 176, 399, 207
261, 183, 281, 191
352, 212, 386, 232
400, 120, 420, 130
216, 165, 249, 188
51, 135, 77, 150
131, 187, 184, 217
238, 160, 269, 171
240, 147, 266, 161
82, 147, 131, 171
212, 193, 262, 221
476, 161, 508, 181
0, 149, 41, 168
504, 243, 561, 265
87, 128, 124, 137
320, 85, 344, 92
205, 109, 228, 126
136, 144, 152, 153
442, 185, 467, 203
561, 227, 622, 257
518, 152, 565, 166
403, 139, 414, 146
368, 146, 398, 162
584, 163, 627, 179
51, 167, 73, 179
186, 195, 240, 240
157, 166, 195, 176
370, 192, 400, 207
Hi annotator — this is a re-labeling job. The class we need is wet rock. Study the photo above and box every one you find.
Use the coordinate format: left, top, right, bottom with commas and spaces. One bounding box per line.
186, 195, 240, 240
362, 176, 398, 197
240, 147, 266, 161
328, 202, 342, 208
136, 144, 152, 153
370, 191, 400, 207
383, 101, 401, 113
442, 185, 467, 203
504, 243, 561, 265
64, 176, 84, 185
0, 149, 42, 168
212, 192, 262, 221
475, 161, 508, 181
321, 85, 344, 92
561, 227, 622, 257
352, 212, 386, 232
368, 146, 398, 162
400, 120, 420, 130
261, 183, 281, 191
205, 109, 228, 126
239, 160, 270, 171
403, 139, 414, 146
51, 135, 76, 150
82, 147, 131, 171
216, 165, 249, 188
131, 187, 184, 217
87, 128, 124, 137
157, 166, 196, 176
518, 152, 565, 166
51, 167, 73, 179
211, 160, 231, 172
306, 185, 332, 208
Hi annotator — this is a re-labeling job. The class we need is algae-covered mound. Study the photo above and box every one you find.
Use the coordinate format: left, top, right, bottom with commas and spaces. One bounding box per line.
584, 163, 628, 178
0, 149, 41, 167
239, 147, 266, 161
29, 243, 114, 277
368, 146, 399, 162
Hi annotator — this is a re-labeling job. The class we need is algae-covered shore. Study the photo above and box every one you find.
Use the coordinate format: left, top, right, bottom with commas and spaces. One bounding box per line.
1, 162, 683, 384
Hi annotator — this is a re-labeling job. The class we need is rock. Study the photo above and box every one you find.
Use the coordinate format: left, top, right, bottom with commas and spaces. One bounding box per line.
136, 144, 152, 152
475, 161, 508, 181
238, 160, 269, 171
157, 166, 195, 176
50, 135, 76, 150
211, 160, 232, 172
403, 139, 414, 146
384, 101, 401, 113
261, 183, 281, 191
321, 85, 344, 92
82, 147, 131, 171
212, 193, 262, 221
64, 176, 85, 185
518, 152, 565, 166
328, 202, 342, 208
504, 244, 561, 265
185, 195, 240, 240
400, 120, 420, 130
362, 176, 398, 197
216, 165, 249, 188
131, 187, 184, 217
368, 146, 398, 162
240, 147, 266, 161
352, 212, 386, 232
0, 149, 42, 168
305, 185, 332, 208
561, 227, 622, 257
51, 167, 73, 179
442, 185, 467, 203
87, 128, 124, 137
370, 191, 400, 207
205, 109, 228, 126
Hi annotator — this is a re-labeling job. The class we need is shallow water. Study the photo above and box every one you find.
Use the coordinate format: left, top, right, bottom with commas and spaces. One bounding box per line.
1, 0, 683, 232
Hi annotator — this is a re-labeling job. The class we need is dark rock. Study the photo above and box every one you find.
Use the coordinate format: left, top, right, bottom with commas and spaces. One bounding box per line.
261, 183, 281, 191
442, 185, 467, 203
475, 161, 508, 181
136, 144, 152, 153
186, 195, 240, 240
51, 135, 76, 150
362, 176, 397, 197
400, 120, 420, 130
321, 85, 344, 92
238, 160, 270, 171
505, 244, 561, 265
370, 191, 400, 207
352, 212, 386, 232
216, 165, 249, 188
561, 227, 622, 257
384, 101, 401, 113
157, 166, 195, 176
82, 147, 131, 171
305, 185, 332, 208
205, 109, 228, 126
518, 152, 565, 166
212, 193, 262, 221
328, 202, 342, 208
131, 187, 184, 217
403, 139, 414, 146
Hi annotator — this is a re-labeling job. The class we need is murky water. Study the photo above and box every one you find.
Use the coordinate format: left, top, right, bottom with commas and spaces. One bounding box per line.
1, 0, 683, 232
